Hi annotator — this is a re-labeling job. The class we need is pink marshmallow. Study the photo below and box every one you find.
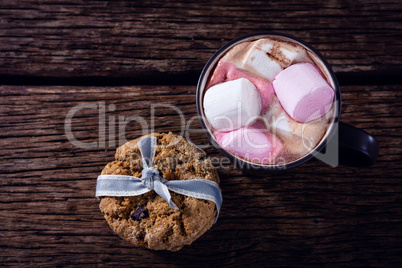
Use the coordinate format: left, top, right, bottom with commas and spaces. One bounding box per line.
207, 61, 275, 112
215, 122, 283, 164
273, 62, 334, 123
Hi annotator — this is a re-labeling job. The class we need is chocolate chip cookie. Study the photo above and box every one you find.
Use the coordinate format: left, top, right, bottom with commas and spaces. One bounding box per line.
98, 132, 220, 251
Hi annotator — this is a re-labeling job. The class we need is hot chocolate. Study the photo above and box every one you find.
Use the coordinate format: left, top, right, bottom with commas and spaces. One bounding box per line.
202, 37, 335, 165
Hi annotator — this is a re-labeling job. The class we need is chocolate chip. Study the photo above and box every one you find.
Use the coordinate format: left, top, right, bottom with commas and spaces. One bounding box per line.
130, 206, 148, 221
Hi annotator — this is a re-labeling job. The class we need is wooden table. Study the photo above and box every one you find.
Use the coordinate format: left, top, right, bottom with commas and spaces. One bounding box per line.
1, 1, 401, 266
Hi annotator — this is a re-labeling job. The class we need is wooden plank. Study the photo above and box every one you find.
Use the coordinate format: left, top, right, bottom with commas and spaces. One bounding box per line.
0, 0, 401, 80
0, 85, 401, 266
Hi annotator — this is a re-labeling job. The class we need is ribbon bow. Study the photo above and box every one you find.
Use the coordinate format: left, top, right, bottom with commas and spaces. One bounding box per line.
96, 136, 222, 223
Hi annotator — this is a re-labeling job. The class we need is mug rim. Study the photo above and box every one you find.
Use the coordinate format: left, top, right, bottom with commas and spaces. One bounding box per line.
196, 31, 341, 171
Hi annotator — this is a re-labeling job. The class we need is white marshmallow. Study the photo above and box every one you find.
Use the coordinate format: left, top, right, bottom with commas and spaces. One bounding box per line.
263, 97, 330, 156
236, 39, 310, 81
240, 40, 281, 81
203, 78, 261, 131
280, 46, 309, 64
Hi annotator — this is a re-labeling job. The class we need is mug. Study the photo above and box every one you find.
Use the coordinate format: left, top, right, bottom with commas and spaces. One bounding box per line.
196, 32, 379, 174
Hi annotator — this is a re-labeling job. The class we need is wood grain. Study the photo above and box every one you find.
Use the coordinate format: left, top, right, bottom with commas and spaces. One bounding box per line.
0, 0, 401, 81
1, 85, 401, 266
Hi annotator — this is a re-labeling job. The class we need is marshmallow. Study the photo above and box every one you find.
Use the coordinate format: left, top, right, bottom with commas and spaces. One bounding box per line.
235, 39, 311, 81
203, 78, 261, 131
279, 42, 310, 66
207, 61, 275, 111
241, 40, 282, 81
215, 122, 283, 164
263, 97, 330, 156
273, 62, 334, 123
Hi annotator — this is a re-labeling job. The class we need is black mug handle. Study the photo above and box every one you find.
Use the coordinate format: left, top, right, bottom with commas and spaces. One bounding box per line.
337, 122, 379, 167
